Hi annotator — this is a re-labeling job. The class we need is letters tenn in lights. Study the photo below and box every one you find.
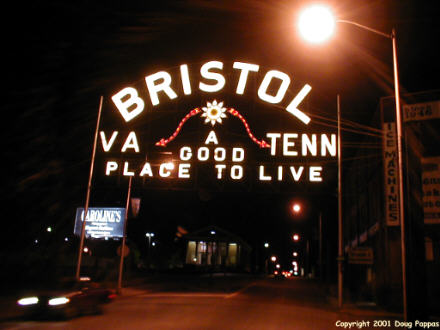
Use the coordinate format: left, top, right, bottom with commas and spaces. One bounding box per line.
111, 61, 312, 125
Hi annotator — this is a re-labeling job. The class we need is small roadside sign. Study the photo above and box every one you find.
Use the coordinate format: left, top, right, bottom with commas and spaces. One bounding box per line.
117, 245, 130, 258
348, 247, 373, 265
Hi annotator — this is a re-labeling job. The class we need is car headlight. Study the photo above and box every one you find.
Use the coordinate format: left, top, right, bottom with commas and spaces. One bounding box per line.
18, 297, 39, 306
48, 297, 70, 306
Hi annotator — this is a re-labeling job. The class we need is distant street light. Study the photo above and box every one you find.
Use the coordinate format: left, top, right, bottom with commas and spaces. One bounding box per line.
292, 203, 301, 214
292, 234, 300, 242
146, 233, 155, 248
146, 232, 155, 270
46, 227, 52, 232
264, 242, 270, 248
271, 256, 277, 262
293, 252, 298, 257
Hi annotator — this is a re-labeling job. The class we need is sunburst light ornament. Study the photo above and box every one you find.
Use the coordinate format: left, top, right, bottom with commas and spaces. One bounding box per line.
201, 100, 227, 126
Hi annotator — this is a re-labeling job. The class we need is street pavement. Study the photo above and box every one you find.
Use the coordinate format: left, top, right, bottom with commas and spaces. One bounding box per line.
0, 275, 403, 329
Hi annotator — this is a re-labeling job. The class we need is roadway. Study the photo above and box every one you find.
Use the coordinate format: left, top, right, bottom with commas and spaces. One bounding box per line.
1, 277, 400, 329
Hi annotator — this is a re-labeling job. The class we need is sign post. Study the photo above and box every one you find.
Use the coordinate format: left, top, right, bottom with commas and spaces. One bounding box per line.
117, 176, 133, 295
76, 96, 103, 281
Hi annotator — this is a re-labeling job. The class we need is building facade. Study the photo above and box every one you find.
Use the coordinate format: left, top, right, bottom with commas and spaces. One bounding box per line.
342, 90, 440, 319
184, 225, 252, 272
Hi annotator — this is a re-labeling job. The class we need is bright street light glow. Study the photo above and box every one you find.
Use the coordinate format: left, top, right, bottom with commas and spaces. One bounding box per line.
271, 256, 277, 262
264, 242, 269, 248
298, 5, 335, 44
292, 203, 301, 213
293, 234, 300, 241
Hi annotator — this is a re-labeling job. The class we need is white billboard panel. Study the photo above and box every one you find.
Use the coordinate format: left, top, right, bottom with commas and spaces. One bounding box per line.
74, 207, 125, 239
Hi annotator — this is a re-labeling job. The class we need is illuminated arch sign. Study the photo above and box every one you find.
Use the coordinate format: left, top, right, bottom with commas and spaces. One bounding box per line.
112, 61, 312, 125
101, 60, 337, 183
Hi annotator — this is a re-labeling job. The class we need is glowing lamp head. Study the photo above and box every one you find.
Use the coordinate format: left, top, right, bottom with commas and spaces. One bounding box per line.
298, 5, 335, 44
293, 234, 300, 241
292, 203, 301, 213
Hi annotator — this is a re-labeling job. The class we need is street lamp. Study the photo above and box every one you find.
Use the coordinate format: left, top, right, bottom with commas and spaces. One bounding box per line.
297, 5, 407, 319
298, 5, 335, 44
292, 234, 300, 242
146, 232, 155, 247
145, 232, 155, 269
292, 203, 301, 214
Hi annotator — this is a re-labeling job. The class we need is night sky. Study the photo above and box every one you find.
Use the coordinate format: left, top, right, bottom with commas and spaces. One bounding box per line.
4, 1, 440, 282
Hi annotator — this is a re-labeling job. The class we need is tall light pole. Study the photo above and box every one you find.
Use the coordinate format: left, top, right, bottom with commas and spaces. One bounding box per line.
146, 232, 155, 269
298, 6, 407, 320
146, 232, 155, 248
337, 94, 343, 309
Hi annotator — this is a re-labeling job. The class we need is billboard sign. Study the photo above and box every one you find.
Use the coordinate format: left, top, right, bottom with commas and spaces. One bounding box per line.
403, 100, 440, 122
348, 247, 373, 265
74, 207, 125, 239
422, 157, 440, 224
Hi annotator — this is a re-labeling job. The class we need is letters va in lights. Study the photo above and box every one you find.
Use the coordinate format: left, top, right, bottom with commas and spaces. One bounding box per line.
111, 61, 312, 125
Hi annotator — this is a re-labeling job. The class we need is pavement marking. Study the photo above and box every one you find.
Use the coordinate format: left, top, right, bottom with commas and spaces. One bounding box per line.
225, 281, 258, 299
137, 292, 229, 298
